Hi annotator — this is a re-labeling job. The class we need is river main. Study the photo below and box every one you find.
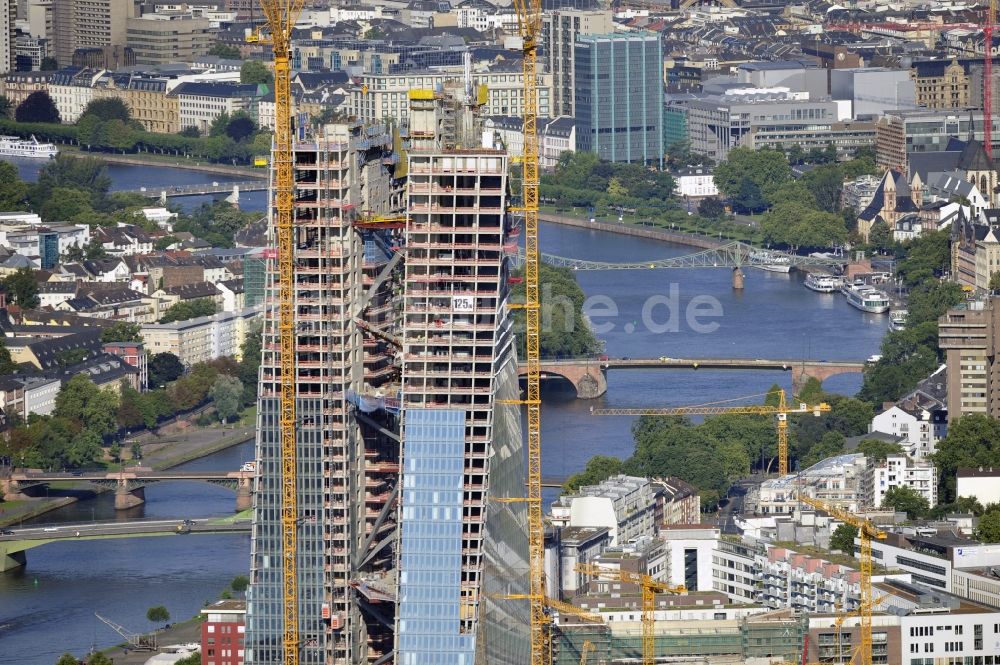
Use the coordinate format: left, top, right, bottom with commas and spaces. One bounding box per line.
0, 159, 885, 663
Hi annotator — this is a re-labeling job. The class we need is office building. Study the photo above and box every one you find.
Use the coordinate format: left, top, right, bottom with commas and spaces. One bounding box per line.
245, 120, 404, 665
738, 60, 828, 100
574, 32, 663, 165
27, 0, 53, 40
686, 93, 844, 163
1, 0, 14, 74
870, 530, 1000, 592
542, 9, 613, 118
201, 600, 246, 665
875, 109, 1000, 173
52, 0, 136, 68
126, 14, 212, 65
660, 524, 718, 592
939, 298, 1000, 420
395, 86, 529, 665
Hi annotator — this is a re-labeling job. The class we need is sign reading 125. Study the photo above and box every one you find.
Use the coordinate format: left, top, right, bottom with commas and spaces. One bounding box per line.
452, 296, 475, 312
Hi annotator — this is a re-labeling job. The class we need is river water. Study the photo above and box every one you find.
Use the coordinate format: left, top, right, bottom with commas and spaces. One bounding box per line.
1, 157, 885, 663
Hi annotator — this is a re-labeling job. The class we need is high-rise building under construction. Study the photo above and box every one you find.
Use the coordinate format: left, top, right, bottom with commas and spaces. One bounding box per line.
246, 87, 529, 664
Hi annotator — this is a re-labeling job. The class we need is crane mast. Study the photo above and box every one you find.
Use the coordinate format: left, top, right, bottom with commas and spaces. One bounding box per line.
510, 0, 546, 662
798, 496, 886, 665
254, 1, 306, 663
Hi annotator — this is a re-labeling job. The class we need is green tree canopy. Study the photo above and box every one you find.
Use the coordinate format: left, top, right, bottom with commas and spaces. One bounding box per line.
990, 271, 1000, 292
240, 60, 274, 85
159, 298, 218, 324
974, 510, 1000, 543
2, 267, 40, 309
55, 654, 80, 665
830, 523, 858, 554
882, 485, 930, 520
210, 374, 243, 423
40, 57, 58, 71
231, 575, 250, 593
100, 321, 142, 343
54, 374, 119, 437
15, 90, 60, 123
146, 605, 170, 623
698, 197, 726, 220
0, 161, 27, 210
209, 42, 241, 58
80, 98, 131, 123
512, 263, 599, 359
149, 352, 185, 388
563, 455, 624, 492
858, 439, 904, 462
932, 415, 1000, 502
712, 147, 791, 212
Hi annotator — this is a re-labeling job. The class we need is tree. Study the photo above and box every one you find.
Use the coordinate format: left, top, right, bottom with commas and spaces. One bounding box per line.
225, 113, 257, 142
231, 575, 249, 594
100, 321, 142, 343
801, 431, 846, 467
240, 60, 274, 86
2, 267, 40, 309
0, 340, 18, 375
40, 57, 58, 71
148, 352, 185, 388
858, 439, 904, 462
146, 605, 170, 624
65, 429, 103, 468
210, 375, 244, 423
0, 162, 27, 210
179, 126, 201, 138
15, 90, 61, 123
830, 523, 858, 554
54, 374, 119, 437
173, 653, 202, 665
209, 112, 231, 138
209, 42, 241, 58
55, 655, 79, 665
868, 219, 892, 250
881, 485, 930, 520
974, 510, 1000, 543
932, 415, 1000, 502
117, 386, 146, 430
79, 98, 131, 123
698, 197, 726, 220
159, 298, 217, 324
712, 147, 791, 210
990, 271, 1000, 292
0, 95, 11, 118
564, 455, 624, 491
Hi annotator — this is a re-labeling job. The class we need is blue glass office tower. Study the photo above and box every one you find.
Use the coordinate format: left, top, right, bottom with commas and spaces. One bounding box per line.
574, 32, 665, 166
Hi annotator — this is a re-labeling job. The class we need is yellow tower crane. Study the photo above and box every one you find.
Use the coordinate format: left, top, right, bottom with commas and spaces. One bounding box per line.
798, 496, 887, 665
580, 640, 595, 665
250, 1, 306, 663
591, 389, 830, 476
509, 0, 546, 660
575, 563, 686, 665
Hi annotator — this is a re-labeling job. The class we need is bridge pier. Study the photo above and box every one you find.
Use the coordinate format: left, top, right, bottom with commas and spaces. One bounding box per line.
115, 481, 145, 510
236, 478, 252, 512
732, 267, 744, 289
1, 547, 26, 572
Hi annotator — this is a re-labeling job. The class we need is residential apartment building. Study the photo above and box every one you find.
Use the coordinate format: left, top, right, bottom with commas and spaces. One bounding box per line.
939, 298, 1000, 420
125, 14, 212, 66
870, 404, 947, 459
482, 115, 576, 170
712, 537, 762, 604
94, 74, 178, 133
0, 70, 51, 108
755, 454, 868, 514
956, 467, 1000, 506
862, 454, 938, 510
547, 526, 611, 599
542, 9, 613, 118
756, 544, 863, 615
52, 0, 136, 67
911, 58, 971, 109
200, 600, 246, 665
550, 474, 658, 546
140, 306, 261, 366
574, 32, 663, 165
673, 166, 718, 198
49, 67, 103, 124
661, 524, 719, 592
350, 68, 553, 126
172, 81, 260, 135
656, 476, 701, 525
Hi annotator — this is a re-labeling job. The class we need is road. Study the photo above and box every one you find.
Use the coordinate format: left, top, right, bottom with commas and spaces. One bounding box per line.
0, 517, 250, 541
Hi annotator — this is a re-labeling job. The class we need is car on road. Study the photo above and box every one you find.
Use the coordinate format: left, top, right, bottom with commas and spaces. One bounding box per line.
43, 527, 58, 532
1, 529, 14, 535
659, 356, 673, 362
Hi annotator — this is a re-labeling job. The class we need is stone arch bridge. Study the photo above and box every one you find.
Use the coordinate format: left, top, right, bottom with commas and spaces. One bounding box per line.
517, 358, 866, 399
1, 468, 255, 511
